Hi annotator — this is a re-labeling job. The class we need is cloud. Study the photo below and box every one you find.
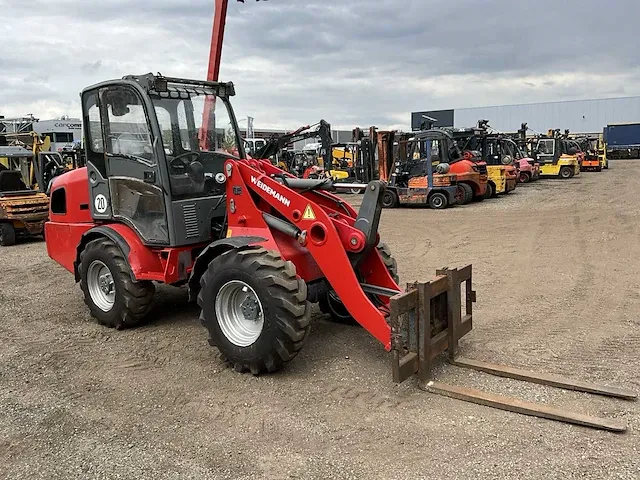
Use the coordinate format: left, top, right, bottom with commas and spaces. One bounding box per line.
1, 0, 639, 130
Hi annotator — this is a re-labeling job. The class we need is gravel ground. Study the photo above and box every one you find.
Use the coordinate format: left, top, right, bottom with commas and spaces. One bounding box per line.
1, 161, 639, 479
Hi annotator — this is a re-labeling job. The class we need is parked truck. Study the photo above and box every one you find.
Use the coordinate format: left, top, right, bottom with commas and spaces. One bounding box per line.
603, 123, 640, 160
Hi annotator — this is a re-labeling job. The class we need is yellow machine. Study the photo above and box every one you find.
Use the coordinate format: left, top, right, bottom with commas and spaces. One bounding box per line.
535, 130, 580, 179
486, 165, 517, 195
597, 135, 609, 169
0, 146, 50, 246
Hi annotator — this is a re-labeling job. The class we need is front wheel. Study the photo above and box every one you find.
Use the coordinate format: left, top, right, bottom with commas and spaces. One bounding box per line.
79, 238, 155, 329
483, 182, 495, 199
198, 247, 310, 374
519, 172, 530, 183
321, 242, 399, 325
0, 223, 16, 247
382, 189, 399, 208
428, 192, 448, 209
560, 166, 572, 179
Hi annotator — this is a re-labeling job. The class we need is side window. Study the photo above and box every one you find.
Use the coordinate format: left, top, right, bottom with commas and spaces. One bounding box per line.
50, 188, 66, 214
538, 139, 554, 155
154, 107, 174, 155
85, 93, 104, 153
103, 87, 154, 164
83, 90, 106, 178
177, 101, 194, 151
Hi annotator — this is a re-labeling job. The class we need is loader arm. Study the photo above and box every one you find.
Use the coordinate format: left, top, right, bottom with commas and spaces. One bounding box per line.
224, 157, 396, 349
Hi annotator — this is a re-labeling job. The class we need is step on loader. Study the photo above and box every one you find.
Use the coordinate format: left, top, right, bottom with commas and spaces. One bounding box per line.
45, 74, 635, 432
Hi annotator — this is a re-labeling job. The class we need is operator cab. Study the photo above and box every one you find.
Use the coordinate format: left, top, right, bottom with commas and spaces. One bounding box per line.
80, 74, 244, 247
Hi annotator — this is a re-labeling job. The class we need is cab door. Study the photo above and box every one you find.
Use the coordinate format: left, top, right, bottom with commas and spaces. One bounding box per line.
82, 84, 169, 245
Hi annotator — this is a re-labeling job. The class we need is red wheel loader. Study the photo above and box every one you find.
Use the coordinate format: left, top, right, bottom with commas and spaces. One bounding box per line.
45, 74, 401, 373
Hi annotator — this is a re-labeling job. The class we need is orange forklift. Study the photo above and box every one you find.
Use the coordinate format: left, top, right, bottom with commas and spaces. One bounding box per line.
448, 122, 517, 196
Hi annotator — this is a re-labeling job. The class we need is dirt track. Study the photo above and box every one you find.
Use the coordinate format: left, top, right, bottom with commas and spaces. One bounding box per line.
1, 162, 639, 479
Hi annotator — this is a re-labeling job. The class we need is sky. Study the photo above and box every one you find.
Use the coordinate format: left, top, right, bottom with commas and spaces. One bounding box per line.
1, 0, 639, 131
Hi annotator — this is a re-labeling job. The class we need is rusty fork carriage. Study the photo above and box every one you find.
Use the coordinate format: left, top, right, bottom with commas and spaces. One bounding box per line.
389, 265, 637, 433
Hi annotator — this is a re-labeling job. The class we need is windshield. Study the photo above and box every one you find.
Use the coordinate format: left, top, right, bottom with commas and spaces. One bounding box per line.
502, 140, 521, 159
152, 93, 241, 199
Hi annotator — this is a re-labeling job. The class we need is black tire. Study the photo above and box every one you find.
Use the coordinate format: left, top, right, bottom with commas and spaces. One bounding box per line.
0, 223, 16, 247
79, 238, 155, 329
483, 182, 494, 199
560, 166, 572, 179
198, 247, 310, 374
382, 189, 398, 208
460, 183, 474, 203
320, 242, 398, 325
454, 185, 466, 205
428, 192, 448, 209
596, 166, 602, 172
519, 172, 530, 183
376, 242, 399, 283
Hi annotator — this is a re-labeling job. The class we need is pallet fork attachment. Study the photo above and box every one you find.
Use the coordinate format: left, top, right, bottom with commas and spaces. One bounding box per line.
390, 265, 636, 432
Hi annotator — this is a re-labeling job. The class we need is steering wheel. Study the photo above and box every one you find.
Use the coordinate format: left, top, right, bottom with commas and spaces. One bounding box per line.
170, 152, 201, 171
170, 152, 205, 184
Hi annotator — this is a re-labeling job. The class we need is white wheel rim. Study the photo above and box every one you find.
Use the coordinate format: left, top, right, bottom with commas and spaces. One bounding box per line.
87, 260, 115, 312
433, 196, 444, 207
215, 280, 264, 347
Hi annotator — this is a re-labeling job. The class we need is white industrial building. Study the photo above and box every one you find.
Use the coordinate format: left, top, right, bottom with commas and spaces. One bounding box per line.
412, 96, 640, 134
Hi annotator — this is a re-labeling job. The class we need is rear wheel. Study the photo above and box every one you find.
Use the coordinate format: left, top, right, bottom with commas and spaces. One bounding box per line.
349, 188, 362, 195
382, 189, 398, 208
560, 166, 572, 179
198, 247, 310, 374
320, 242, 398, 324
519, 171, 530, 183
0, 223, 16, 247
428, 192, 448, 209
79, 238, 155, 329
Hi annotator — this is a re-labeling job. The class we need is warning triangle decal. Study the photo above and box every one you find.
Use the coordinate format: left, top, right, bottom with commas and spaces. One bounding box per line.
302, 204, 316, 220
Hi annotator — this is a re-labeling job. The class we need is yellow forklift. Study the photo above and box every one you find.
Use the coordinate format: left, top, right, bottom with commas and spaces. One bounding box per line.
535, 130, 581, 179
596, 134, 609, 170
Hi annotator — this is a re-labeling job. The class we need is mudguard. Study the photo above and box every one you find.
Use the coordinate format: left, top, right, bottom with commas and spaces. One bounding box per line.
187, 236, 267, 301
74, 224, 166, 283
